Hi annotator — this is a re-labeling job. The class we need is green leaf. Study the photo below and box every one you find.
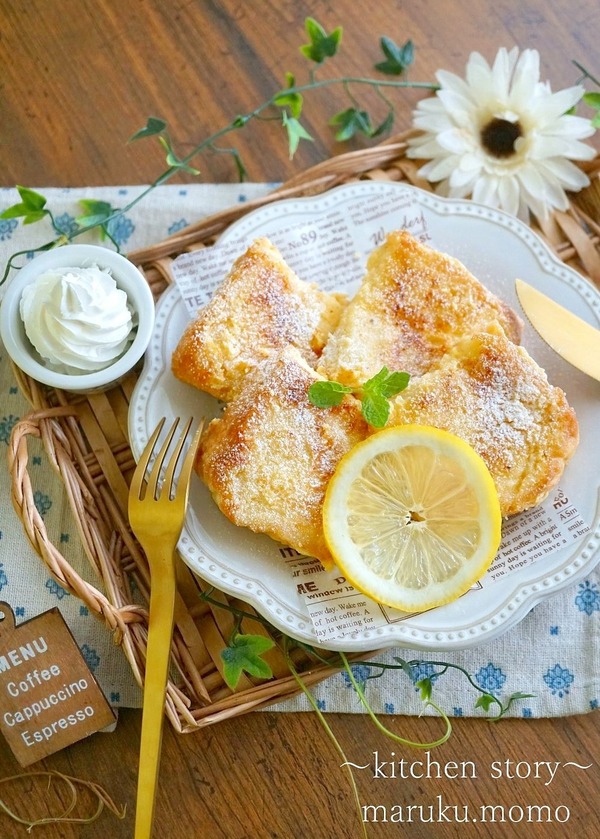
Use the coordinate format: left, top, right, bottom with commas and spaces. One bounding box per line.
282, 112, 314, 158
16, 185, 47, 211
22, 210, 49, 225
392, 656, 415, 678
75, 199, 117, 240
300, 17, 342, 64
128, 116, 167, 143
233, 152, 248, 182
583, 91, 600, 109
308, 380, 353, 408
415, 677, 432, 701
375, 37, 414, 76
363, 367, 410, 398
329, 107, 373, 142
159, 136, 201, 175
361, 391, 390, 428
76, 199, 115, 231
274, 72, 303, 119
0, 203, 30, 220
0, 186, 49, 222
362, 365, 391, 392
371, 110, 395, 139
475, 694, 496, 712
220, 634, 275, 689
378, 371, 411, 398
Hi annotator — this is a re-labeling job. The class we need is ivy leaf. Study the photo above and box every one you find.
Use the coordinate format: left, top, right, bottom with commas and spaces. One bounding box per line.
475, 694, 496, 712
329, 107, 373, 141
300, 17, 342, 64
274, 72, 303, 119
375, 37, 414, 76
370, 110, 395, 139
76, 199, 117, 241
583, 91, 600, 126
21, 210, 49, 225
220, 634, 275, 690
232, 150, 248, 182
583, 91, 600, 108
415, 677, 433, 701
0, 186, 49, 224
76, 199, 114, 228
128, 116, 168, 143
393, 656, 416, 678
308, 380, 353, 408
158, 136, 201, 175
509, 691, 536, 701
282, 112, 314, 159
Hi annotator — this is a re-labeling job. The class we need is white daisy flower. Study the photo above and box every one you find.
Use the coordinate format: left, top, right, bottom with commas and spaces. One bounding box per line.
407, 47, 596, 220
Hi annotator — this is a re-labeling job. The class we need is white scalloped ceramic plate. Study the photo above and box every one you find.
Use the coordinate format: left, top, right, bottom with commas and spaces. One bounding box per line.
130, 182, 600, 651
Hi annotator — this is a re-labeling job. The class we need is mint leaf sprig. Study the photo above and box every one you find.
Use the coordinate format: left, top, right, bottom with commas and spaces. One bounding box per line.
308, 366, 410, 428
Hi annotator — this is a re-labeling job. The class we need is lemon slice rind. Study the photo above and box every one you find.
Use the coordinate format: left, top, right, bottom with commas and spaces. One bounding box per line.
323, 425, 502, 613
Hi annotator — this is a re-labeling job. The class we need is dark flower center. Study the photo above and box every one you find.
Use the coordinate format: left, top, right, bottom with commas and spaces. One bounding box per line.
480, 117, 522, 158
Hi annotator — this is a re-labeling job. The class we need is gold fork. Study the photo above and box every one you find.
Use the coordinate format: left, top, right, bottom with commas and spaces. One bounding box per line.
129, 416, 204, 839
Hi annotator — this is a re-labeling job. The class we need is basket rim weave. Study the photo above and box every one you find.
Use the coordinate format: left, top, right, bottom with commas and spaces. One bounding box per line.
7, 129, 600, 732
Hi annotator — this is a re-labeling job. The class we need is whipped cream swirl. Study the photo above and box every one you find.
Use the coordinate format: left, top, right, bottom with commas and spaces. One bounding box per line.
20, 264, 135, 374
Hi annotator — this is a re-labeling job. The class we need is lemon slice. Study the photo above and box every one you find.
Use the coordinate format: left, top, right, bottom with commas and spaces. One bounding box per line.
323, 424, 502, 612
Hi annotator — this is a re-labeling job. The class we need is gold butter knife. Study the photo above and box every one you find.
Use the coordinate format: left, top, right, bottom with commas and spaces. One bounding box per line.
515, 279, 600, 383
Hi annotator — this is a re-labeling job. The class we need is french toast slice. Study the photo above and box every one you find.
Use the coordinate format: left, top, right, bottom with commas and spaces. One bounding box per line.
318, 230, 523, 387
197, 346, 369, 567
172, 237, 347, 401
388, 327, 579, 516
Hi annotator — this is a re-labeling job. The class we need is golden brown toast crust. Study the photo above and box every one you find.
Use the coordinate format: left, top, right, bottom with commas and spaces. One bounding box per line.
388, 330, 579, 516
319, 230, 523, 387
172, 238, 346, 401
197, 347, 369, 567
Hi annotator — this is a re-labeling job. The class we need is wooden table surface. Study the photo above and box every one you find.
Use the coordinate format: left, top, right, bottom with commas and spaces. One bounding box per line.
1, 1, 599, 837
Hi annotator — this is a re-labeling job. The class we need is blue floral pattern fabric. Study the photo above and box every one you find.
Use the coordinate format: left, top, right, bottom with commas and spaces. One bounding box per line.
0, 185, 598, 716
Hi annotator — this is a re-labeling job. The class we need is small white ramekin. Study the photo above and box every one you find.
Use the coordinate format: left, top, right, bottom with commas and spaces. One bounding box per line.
0, 244, 155, 394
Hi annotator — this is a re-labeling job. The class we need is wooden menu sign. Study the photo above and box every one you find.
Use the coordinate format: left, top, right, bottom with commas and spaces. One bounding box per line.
0, 602, 116, 766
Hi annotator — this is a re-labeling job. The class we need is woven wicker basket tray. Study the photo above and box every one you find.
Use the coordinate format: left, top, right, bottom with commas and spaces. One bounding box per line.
8, 130, 600, 733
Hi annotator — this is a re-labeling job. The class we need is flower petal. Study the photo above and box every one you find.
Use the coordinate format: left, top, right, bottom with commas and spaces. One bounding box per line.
419, 154, 460, 181
508, 49, 540, 110
436, 89, 475, 122
449, 166, 481, 190
531, 135, 596, 161
517, 164, 569, 212
491, 47, 518, 101
472, 174, 500, 207
541, 114, 595, 140
536, 158, 590, 191
435, 69, 475, 103
465, 52, 494, 100
413, 112, 455, 133
529, 85, 586, 124
497, 175, 521, 216
436, 129, 472, 153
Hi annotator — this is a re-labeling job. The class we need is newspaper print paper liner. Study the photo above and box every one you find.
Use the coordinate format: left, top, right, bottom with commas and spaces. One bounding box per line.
129, 182, 600, 652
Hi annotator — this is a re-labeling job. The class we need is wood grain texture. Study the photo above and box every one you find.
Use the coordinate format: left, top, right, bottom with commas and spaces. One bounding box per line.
0, 1, 598, 837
